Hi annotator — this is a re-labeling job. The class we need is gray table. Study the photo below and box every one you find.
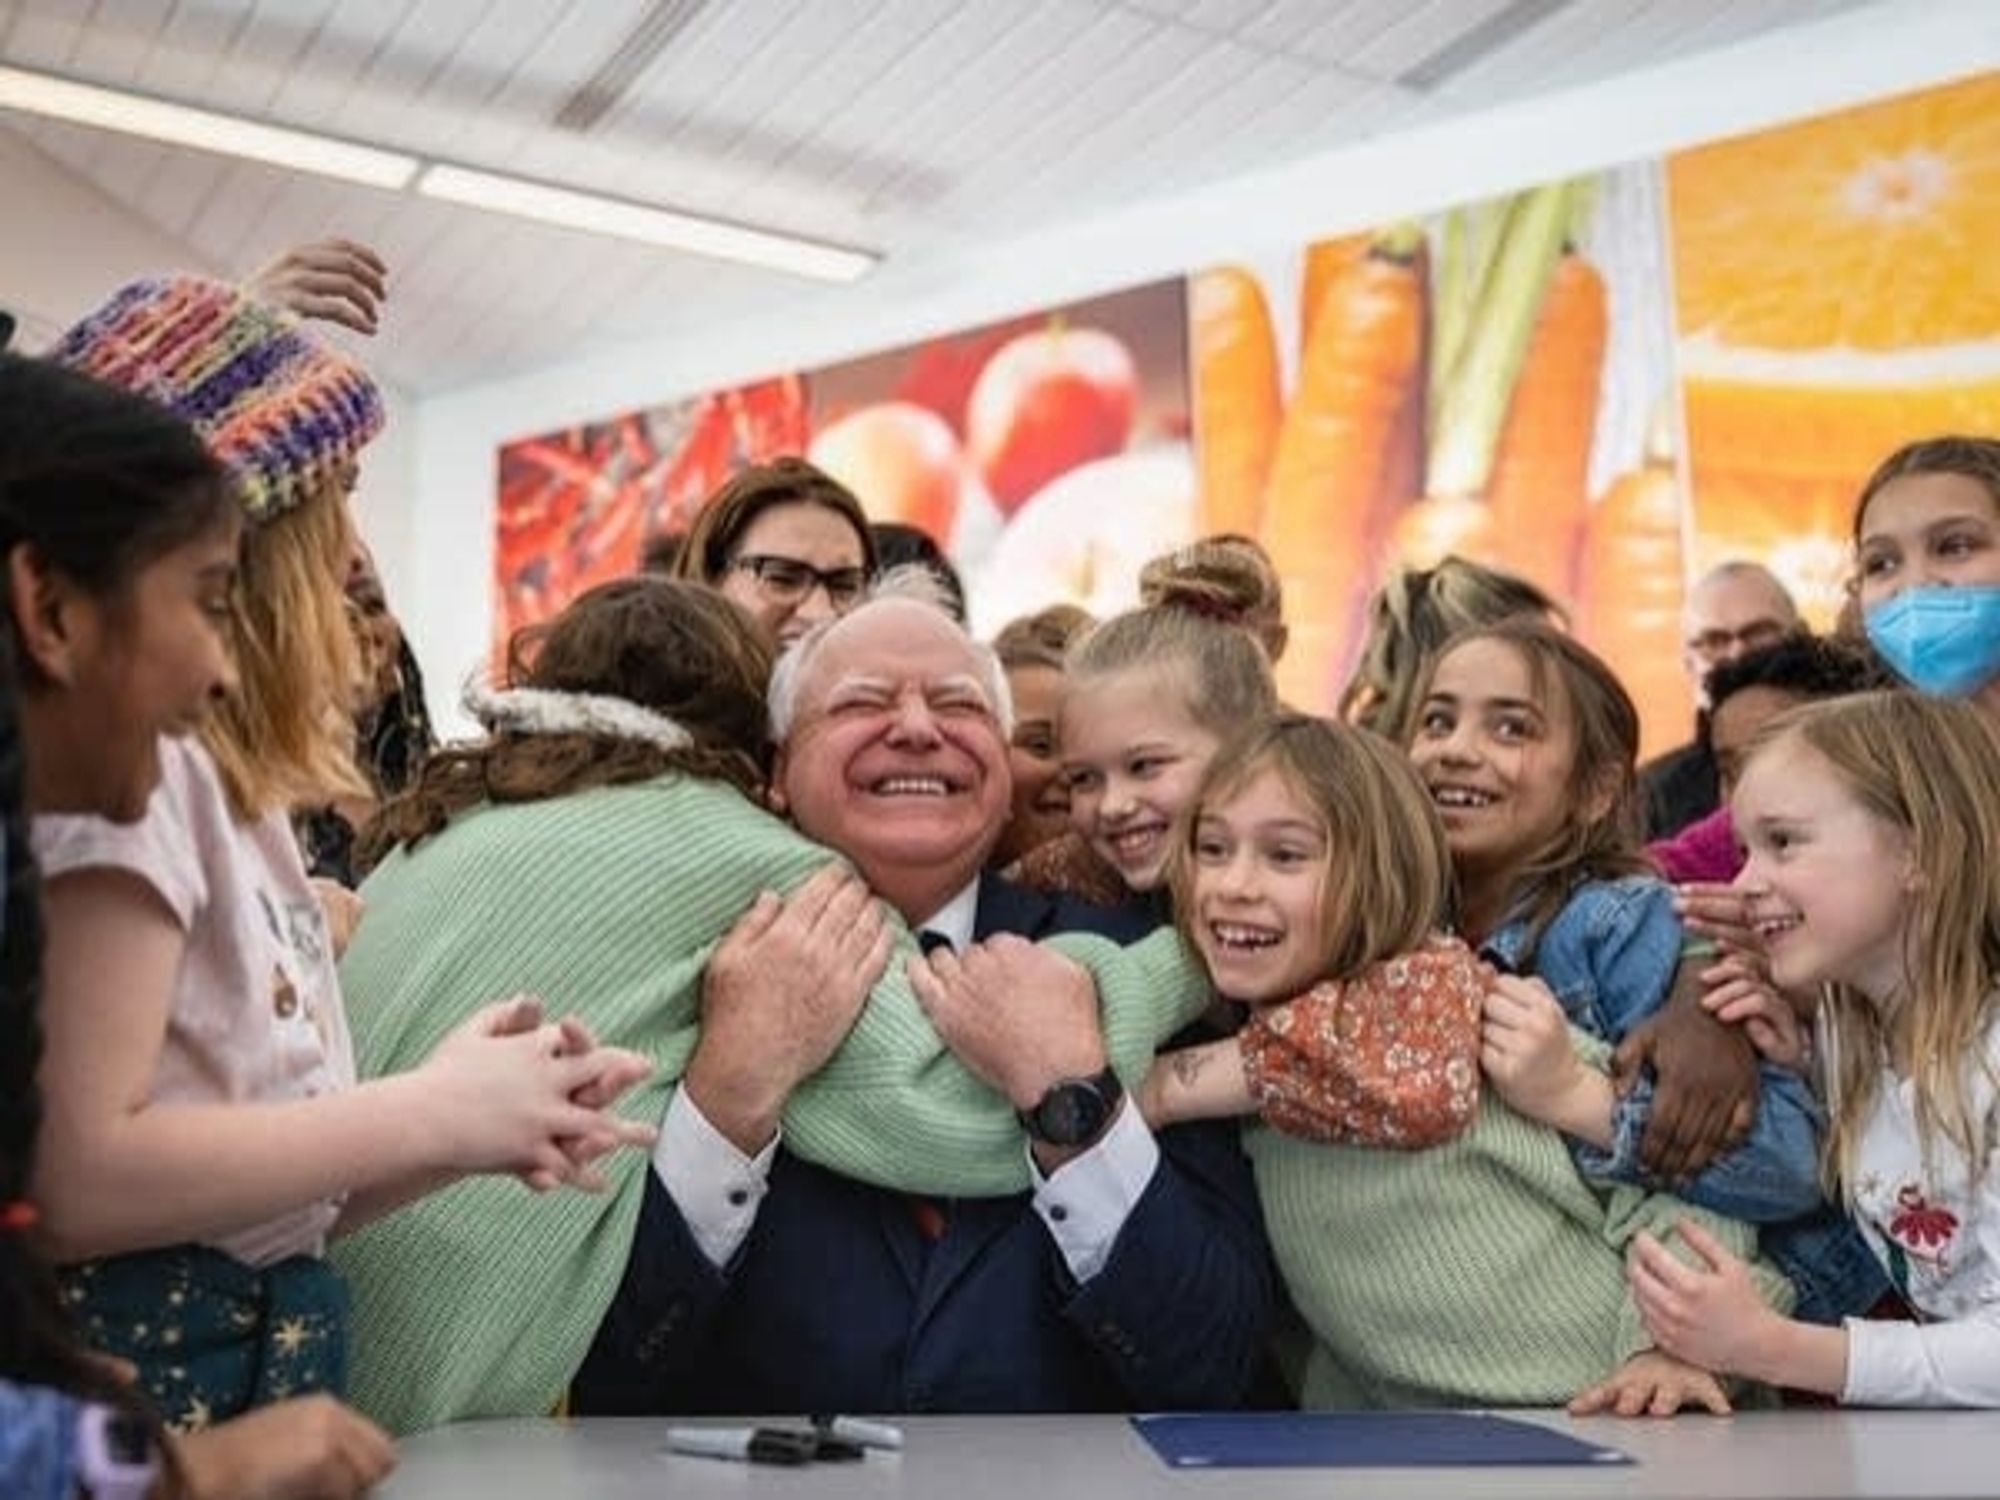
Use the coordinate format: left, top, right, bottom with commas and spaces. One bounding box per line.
381, 1411, 2000, 1498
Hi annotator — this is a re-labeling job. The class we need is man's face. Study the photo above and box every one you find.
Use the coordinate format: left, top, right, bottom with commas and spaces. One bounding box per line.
1683, 573, 1796, 697
776, 600, 1012, 899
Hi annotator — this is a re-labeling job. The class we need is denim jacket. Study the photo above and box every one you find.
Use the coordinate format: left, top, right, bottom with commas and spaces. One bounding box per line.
1481, 874, 1822, 1224
0, 1380, 80, 1500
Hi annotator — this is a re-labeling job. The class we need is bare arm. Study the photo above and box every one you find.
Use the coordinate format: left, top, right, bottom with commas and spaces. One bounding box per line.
35, 870, 646, 1261
1136, 1038, 1255, 1128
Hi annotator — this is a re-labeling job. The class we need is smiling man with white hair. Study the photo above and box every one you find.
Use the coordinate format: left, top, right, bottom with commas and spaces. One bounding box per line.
573, 567, 1274, 1418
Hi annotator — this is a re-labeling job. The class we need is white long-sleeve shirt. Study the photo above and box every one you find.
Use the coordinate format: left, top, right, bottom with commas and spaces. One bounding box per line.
1841, 1012, 2000, 1408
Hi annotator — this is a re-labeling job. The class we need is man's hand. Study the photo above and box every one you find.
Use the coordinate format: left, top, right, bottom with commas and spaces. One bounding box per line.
906, 934, 1107, 1111
1568, 1349, 1732, 1418
245, 238, 387, 333
682, 866, 892, 1154
1613, 966, 1758, 1183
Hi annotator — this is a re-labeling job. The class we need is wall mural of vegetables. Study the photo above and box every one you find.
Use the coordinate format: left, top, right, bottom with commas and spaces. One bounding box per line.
1198, 163, 1695, 755
493, 376, 808, 659
491, 70, 1996, 761
491, 281, 1192, 655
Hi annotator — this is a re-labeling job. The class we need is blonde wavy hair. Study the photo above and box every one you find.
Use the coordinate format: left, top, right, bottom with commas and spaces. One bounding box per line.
1763, 693, 2000, 1194
201, 474, 367, 820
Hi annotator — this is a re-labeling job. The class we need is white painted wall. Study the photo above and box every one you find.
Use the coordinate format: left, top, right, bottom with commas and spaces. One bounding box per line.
0, 127, 419, 599
0, 129, 219, 347
402, 0, 2000, 732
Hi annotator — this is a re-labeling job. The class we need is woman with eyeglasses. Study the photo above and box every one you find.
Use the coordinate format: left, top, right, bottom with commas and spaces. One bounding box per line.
674, 458, 879, 647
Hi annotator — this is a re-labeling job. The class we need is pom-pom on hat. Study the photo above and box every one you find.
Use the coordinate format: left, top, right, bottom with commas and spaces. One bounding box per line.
48, 275, 383, 524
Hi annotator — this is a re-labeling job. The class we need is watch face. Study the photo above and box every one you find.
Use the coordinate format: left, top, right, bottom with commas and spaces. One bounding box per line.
1037, 1080, 1110, 1145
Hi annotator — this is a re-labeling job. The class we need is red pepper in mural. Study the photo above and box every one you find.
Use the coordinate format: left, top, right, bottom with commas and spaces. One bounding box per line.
494, 375, 808, 651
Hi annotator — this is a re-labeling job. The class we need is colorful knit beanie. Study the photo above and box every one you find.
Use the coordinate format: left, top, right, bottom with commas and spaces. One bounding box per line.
48, 275, 384, 524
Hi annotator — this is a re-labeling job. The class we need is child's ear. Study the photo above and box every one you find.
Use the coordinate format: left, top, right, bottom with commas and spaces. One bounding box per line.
1582, 766, 1623, 827
6, 543, 82, 686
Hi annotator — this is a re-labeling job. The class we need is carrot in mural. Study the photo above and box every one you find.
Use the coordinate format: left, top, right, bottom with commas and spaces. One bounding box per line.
1259, 223, 1427, 709
1298, 232, 1369, 348
1391, 181, 1576, 574
1484, 245, 1608, 599
1576, 420, 1690, 762
1190, 266, 1283, 538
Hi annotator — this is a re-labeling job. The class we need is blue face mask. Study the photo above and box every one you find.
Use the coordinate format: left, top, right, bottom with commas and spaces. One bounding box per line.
1864, 584, 2000, 698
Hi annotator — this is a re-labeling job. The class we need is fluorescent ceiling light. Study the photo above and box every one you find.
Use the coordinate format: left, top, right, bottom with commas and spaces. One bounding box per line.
0, 64, 419, 189
0, 63, 878, 283
416, 164, 877, 283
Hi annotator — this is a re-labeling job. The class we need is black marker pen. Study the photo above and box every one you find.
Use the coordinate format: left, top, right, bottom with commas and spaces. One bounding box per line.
666, 1426, 820, 1465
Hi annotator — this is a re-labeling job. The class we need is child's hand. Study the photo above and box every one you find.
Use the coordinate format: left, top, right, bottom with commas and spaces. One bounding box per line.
1568, 1349, 1732, 1417
1699, 955, 1810, 1072
1480, 974, 1581, 1120
174, 1393, 396, 1499
525, 1015, 655, 1194
1673, 881, 1764, 956
417, 997, 654, 1188
1629, 1220, 1785, 1380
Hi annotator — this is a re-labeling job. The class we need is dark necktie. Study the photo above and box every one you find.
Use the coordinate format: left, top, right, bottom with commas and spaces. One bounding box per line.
911, 928, 954, 1240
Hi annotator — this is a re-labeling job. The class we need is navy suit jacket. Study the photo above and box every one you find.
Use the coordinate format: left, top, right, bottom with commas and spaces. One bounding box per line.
571, 875, 1274, 1415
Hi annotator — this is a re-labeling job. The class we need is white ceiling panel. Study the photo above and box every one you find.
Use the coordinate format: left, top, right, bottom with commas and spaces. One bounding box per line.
2, 0, 1872, 392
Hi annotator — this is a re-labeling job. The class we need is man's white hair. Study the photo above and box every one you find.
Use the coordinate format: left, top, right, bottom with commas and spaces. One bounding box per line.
767, 563, 1014, 743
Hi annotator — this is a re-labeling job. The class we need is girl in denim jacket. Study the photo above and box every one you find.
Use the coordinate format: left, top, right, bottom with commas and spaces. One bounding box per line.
1407, 621, 1835, 1248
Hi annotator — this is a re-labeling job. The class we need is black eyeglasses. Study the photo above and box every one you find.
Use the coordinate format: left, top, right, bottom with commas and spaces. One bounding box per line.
730, 554, 869, 607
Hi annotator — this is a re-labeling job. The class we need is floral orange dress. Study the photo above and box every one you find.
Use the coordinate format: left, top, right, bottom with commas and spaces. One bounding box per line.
1238, 933, 1486, 1148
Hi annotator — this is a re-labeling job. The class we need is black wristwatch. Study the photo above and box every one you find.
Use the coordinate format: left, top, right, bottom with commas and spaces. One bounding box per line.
1018, 1066, 1124, 1147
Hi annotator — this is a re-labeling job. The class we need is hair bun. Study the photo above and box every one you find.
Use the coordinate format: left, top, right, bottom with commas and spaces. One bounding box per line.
1138, 537, 1277, 627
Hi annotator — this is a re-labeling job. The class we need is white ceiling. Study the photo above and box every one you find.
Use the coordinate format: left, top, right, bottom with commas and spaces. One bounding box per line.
2, 0, 1864, 394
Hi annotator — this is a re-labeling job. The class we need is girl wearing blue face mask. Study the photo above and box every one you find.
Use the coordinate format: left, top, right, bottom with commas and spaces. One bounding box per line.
1853, 436, 2000, 723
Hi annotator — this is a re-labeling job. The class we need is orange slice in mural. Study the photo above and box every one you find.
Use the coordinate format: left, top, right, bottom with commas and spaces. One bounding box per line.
1668, 71, 2000, 625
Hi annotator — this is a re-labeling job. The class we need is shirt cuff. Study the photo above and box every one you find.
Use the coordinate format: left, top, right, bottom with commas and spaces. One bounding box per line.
653, 1085, 778, 1269
1572, 1074, 1650, 1183
1028, 1100, 1160, 1282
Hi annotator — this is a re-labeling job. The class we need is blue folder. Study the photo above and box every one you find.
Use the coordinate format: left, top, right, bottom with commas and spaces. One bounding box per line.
1130, 1412, 1635, 1469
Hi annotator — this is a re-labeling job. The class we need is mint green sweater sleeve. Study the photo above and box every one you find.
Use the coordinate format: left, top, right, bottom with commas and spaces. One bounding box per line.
331, 776, 1207, 1432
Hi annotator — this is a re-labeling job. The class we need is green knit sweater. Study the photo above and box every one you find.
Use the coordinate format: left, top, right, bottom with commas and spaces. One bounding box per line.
330, 775, 1207, 1434
1250, 1036, 1794, 1409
